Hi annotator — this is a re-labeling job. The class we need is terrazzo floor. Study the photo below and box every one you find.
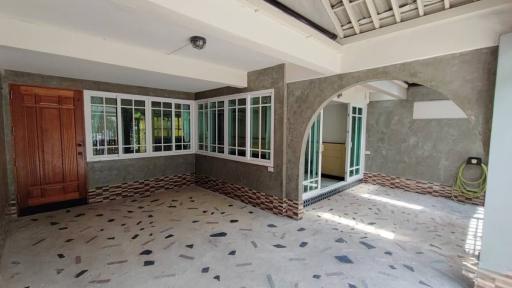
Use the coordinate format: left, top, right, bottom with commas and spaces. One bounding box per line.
0, 184, 481, 288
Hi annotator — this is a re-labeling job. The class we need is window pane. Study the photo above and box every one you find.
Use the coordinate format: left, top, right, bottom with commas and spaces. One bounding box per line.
91, 96, 103, 105
152, 109, 162, 146
163, 102, 173, 109
237, 107, 246, 148
163, 144, 173, 151
93, 148, 105, 156
153, 145, 162, 152
183, 110, 191, 144
238, 98, 246, 106
183, 104, 190, 110
107, 147, 118, 155
121, 99, 133, 106
105, 106, 118, 149
175, 110, 183, 144
151, 101, 161, 108
198, 108, 204, 145
209, 108, 217, 151
121, 107, 134, 149
91, 105, 104, 147
105, 97, 117, 106
228, 99, 236, 107
251, 106, 260, 150
228, 108, 236, 148
134, 108, 146, 149
260, 105, 271, 151
217, 108, 224, 146
162, 110, 173, 145
261, 96, 271, 104
251, 97, 260, 105
134, 100, 145, 107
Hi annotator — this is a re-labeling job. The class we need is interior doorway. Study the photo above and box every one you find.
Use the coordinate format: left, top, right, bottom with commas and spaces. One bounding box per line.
11, 85, 87, 215
302, 86, 369, 202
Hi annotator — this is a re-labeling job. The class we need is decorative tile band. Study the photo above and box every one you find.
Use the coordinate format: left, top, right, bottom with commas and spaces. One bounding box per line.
195, 175, 303, 220
474, 268, 512, 288
88, 174, 196, 204
363, 172, 485, 206
5, 173, 303, 220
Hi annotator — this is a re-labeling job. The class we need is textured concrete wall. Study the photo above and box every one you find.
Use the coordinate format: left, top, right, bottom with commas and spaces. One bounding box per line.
88, 154, 195, 188
0, 70, 195, 203
286, 47, 497, 201
365, 85, 484, 186
195, 64, 286, 198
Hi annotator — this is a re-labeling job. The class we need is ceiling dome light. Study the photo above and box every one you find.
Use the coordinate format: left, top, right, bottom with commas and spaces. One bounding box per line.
190, 36, 207, 50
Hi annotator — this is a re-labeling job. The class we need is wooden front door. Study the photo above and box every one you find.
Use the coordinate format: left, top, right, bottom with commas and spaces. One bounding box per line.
11, 85, 87, 213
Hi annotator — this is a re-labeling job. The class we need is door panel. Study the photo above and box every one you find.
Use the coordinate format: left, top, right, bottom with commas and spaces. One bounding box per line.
303, 112, 322, 193
346, 105, 365, 180
11, 85, 86, 211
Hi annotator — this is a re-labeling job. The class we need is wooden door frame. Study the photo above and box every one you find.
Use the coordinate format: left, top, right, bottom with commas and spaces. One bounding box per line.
9, 84, 88, 215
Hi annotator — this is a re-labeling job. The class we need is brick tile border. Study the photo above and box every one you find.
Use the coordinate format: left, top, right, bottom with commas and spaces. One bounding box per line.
5, 173, 303, 220
363, 172, 485, 206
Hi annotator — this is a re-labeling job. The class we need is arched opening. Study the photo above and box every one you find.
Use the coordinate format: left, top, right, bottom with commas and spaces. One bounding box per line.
299, 80, 483, 206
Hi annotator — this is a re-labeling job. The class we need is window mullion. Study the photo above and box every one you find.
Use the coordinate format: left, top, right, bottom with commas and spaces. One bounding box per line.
224, 100, 228, 156
246, 95, 250, 159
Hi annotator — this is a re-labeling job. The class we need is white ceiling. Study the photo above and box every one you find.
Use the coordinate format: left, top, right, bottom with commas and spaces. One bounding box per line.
0, 0, 282, 71
0, 46, 222, 92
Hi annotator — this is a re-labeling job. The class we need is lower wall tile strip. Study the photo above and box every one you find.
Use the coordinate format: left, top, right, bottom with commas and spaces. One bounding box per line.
363, 172, 485, 206
4, 173, 304, 220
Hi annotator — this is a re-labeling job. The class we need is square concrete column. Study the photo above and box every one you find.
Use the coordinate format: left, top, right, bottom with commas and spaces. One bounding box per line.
478, 33, 512, 279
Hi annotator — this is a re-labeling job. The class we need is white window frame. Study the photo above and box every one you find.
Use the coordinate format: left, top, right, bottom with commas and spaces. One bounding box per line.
84, 90, 195, 162
196, 89, 274, 168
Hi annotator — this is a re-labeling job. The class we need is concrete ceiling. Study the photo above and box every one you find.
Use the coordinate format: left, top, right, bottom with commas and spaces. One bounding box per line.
0, 0, 510, 92
0, 46, 221, 92
0, 0, 282, 72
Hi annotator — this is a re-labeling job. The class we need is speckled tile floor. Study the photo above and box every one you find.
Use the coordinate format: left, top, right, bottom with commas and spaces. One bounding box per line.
0, 184, 480, 288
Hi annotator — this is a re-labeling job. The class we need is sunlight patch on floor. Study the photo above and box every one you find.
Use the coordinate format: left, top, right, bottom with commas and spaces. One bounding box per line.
360, 193, 424, 210
317, 212, 396, 239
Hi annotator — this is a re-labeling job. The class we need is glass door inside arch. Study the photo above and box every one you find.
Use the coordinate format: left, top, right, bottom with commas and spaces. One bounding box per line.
303, 113, 322, 193
347, 105, 364, 179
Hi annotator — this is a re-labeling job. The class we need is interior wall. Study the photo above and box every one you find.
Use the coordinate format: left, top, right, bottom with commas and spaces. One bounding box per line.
0, 71, 7, 259
286, 47, 497, 202
194, 64, 285, 198
322, 103, 347, 143
365, 85, 484, 186
0, 70, 196, 203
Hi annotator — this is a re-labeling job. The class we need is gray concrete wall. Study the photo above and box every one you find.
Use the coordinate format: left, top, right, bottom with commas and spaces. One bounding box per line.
0, 70, 195, 203
286, 47, 497, 201
195, 64, 286, 198
365, 85, 484, 186
88, 154, 194, 188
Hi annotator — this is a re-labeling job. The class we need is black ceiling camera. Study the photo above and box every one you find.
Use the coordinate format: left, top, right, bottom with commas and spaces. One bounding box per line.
190, 36, 207, 50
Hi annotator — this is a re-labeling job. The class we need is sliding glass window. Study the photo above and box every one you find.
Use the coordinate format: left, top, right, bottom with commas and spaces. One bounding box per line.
249, 95, 271, 161
120, 98, 147, 154
228, 98, 246, 157
90, 96, 118, 157
85, 91, 194, 161
174, 103, 191, 151
197, 90, 273, 167
151, 101, 173, 152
